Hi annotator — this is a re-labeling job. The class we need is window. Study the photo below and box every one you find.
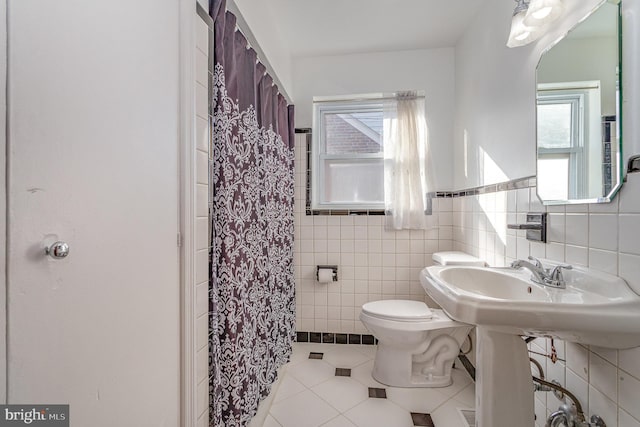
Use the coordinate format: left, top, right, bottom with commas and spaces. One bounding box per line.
536, 82, 600, 201
537, 94, 584, 200
312, 97, 385, 210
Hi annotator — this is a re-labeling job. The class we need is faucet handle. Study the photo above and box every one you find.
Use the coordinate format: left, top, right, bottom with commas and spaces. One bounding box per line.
527, 256, 544, 269
549, 264, 572, 281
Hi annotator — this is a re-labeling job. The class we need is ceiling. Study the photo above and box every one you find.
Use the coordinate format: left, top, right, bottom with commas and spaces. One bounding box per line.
265, 0, 490, 58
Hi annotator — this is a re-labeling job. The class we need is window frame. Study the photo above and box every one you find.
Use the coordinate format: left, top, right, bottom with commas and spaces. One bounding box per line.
537, 91, 586, 199
311, 98, 385, 211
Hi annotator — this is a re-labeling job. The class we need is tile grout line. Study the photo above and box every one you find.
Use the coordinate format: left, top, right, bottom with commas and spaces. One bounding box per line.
274, 343, 472, 427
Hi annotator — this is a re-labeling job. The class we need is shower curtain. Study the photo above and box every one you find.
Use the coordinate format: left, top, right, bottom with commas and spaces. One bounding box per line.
209, 1, 296, 425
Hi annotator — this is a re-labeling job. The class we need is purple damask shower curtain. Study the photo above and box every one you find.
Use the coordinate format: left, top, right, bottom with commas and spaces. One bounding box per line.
208, 0, 296, 425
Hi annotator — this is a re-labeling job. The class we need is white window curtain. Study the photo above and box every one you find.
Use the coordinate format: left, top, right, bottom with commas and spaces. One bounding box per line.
383, 92, 433, 230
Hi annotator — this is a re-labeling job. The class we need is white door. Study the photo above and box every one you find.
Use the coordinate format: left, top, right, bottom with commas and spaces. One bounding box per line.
6, 1, 181, 425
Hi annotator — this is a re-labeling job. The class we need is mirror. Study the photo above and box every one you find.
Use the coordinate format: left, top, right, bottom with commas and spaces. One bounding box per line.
536, 1, 621, 204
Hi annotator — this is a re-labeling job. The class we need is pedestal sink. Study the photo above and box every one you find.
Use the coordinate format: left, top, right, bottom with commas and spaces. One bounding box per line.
420, 262, 640, 427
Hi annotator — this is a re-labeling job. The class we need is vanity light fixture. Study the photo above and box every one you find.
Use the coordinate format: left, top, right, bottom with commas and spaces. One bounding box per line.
524, 0, 564, 27
507, 0, 539, 47
507, 0, 564, 48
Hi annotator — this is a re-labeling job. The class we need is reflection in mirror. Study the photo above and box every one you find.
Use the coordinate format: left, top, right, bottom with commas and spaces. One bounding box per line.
536, 1, 621, 204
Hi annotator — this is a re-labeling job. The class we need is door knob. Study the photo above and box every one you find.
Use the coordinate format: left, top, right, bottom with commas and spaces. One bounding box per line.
45, 241, 69, 259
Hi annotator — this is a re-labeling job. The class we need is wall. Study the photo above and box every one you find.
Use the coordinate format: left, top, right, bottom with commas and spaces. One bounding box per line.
293, 133, 453, 334
292, 48, 458, 335
230, 0, 294, 97
453, 0, 611, 189
194, 11, 211, 427
293, 48, 455, 191
453, 0, 640, 425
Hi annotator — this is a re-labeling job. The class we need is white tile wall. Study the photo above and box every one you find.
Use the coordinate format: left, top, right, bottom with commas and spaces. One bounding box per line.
293, 133, 453, 334
294, 122, 640, 427
450, 173, 640, 427
195, 15, 210, 426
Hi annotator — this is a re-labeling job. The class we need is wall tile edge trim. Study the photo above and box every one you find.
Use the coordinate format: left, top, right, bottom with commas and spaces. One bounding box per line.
430, 176, 537, 199
457, 354, 476, 382
295, 127, 536, 214
296, 331, 377, 345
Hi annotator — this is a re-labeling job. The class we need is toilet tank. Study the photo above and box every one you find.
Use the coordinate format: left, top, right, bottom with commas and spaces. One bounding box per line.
432, 251, 485, 266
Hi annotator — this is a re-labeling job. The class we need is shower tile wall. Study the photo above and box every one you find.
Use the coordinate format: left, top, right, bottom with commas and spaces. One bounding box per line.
194, 12, 211, 427
449, 174, 640, 427
293, 133, 454, 334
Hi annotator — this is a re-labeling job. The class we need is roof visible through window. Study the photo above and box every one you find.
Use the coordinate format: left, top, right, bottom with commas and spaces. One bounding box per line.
323, 111, 383, 155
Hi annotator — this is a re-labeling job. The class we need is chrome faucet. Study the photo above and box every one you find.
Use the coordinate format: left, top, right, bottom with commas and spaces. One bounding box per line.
510, 256, 572, 288
535, 377, 606, 427
510, 257, 547, 284
546, 409, 569, 427
545, 404, 606, 427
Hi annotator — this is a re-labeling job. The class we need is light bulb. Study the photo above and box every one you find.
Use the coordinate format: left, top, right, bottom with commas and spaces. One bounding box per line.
507, 6, 544, 48
524, 0, 564, 27
532, 7, 553, 19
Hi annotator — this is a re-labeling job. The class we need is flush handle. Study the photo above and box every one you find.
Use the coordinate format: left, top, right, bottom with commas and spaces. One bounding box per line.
45, 241, 70, 259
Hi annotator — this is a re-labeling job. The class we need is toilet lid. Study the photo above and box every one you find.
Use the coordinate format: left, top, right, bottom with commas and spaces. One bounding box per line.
433, 251, 485, 266
362, 300, 433, 322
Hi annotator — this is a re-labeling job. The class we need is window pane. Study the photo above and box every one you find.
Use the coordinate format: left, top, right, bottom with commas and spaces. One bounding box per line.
324, 111, 383, 154
322, 159, 383, 204
537, 156, 570, 200
538, 103, 572, 149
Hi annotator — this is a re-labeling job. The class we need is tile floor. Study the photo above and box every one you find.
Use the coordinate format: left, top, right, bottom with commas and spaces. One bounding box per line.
260, 342, 476, 427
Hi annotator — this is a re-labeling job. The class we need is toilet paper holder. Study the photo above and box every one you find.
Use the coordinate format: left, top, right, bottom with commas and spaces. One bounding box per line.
316, 265, 338, 282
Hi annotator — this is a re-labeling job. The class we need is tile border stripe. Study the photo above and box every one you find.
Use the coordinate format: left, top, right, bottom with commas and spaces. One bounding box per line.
458, 354, 476, 382
296, 331, 377, 345
428, 176, 536, 200
295, 128, 535, 216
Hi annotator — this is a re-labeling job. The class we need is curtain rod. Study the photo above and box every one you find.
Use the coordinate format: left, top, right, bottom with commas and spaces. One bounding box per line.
225, 0, 294, 105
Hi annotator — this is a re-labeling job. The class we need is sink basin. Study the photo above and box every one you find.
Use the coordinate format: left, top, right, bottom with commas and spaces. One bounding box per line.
421, 263, 640, 349
436, 267, 550, 300
420, 262, 640, 426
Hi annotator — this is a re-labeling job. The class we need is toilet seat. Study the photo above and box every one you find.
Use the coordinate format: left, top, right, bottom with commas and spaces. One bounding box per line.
362, 300, 433, 322
360, 305, 464, 332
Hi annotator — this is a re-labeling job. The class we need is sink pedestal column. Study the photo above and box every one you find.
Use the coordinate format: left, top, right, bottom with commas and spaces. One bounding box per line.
476, 327, 534, 426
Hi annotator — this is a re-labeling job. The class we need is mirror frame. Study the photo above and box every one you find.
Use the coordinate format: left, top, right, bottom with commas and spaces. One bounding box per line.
535, 0, 623, 205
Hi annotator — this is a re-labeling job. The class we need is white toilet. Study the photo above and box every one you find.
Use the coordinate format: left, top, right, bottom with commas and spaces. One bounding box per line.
359, 251, 484, 388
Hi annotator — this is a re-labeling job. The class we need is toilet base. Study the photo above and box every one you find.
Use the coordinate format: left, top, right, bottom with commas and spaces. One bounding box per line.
372, 365, 454, 388
408, 373, 452, 388
360, 306, 473, 389
371, 326, 471, 388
